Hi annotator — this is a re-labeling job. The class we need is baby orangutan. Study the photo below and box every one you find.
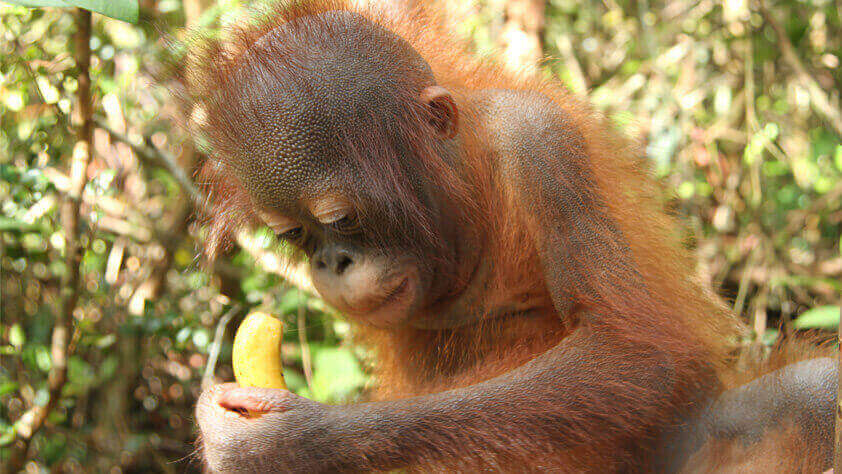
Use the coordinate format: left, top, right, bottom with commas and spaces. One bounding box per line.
185, 1, 837, 472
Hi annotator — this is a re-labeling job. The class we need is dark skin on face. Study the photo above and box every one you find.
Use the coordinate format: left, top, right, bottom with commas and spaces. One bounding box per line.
191, 3, 836, 473
239, 85, 473, 329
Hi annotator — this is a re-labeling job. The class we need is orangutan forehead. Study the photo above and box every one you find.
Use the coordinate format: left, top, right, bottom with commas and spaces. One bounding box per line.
234, 135, 349, 212
224, 75, 350, 210
215, 10, 437, 211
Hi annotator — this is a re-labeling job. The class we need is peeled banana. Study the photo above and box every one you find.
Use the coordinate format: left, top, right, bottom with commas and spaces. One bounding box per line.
232, 311, 287, 390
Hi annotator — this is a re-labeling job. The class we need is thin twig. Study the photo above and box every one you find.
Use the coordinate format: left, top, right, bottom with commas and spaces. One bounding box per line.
554, 35, 588, 93
98, 120, 318, 295
0, 234, 4, 333
733, 247, 759, 317
8, 29, 71, 132
751, 288, 768, 341
744, 22, 762, 208
203, 304, 241, 390
297, 290, 314, 391
94, 117, 206, 211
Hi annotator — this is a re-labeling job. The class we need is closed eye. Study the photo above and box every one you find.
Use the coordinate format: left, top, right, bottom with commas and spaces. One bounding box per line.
275, 226, 303, 241
318, 208, 349, 224
328, 213, 358, 233
256, 208, 301, 242
315, 206, 358, 233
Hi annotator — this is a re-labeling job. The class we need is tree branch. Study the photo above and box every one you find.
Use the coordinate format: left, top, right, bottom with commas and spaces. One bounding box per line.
5, 9, 93, 473
95, 119, 317, 296
94, 117, 206, 211
202, 304, 241, 389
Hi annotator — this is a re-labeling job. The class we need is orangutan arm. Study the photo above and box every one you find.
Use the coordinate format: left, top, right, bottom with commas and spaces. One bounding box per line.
198, 324, 679, 473
197, 89, 700, 473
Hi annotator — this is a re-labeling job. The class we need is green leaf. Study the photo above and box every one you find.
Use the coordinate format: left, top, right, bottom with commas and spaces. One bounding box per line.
0, 425, 16, 447
0, 216, 38, 232
834, 145, 842, 172
98, 355, 119, 381
0, 381, 20, 397
9, 324, 25, 350
282, 368, 307, 393
1, 0, 139, 23
278, 289, 307, 315
64, 356, 96, 396
793, 306, 841, 330
743, 123, 779, 165
34, 345, 52, 372
310, 347, 366, 403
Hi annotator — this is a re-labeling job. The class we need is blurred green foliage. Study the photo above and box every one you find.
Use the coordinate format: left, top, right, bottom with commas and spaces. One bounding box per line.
0, 0, 840, 471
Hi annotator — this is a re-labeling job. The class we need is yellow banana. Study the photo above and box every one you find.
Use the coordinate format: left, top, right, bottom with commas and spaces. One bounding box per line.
232, 311, 287, 390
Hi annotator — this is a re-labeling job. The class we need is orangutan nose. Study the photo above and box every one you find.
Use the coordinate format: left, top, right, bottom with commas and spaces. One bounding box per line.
312, 244, 355, 275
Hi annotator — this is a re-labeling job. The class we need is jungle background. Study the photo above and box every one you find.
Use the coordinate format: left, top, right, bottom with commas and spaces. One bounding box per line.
1, 0, 840, 472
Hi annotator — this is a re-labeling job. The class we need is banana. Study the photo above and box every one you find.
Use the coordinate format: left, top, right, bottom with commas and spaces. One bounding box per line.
232, 311, 287, 390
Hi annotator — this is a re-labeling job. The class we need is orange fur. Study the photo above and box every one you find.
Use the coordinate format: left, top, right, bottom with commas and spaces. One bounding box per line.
179, 1, 830, 472
184, 0, 742, 373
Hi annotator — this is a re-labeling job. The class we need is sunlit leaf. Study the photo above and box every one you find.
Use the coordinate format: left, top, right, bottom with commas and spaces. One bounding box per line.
9, 324, 25, 350
192, 328, 210, 349
743, 123, 779, 165
793, 306, 841, 330
35, 345, 52, 372
2, 0, 66, 6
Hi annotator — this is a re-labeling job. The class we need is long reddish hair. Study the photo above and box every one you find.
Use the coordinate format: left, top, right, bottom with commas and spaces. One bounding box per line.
181, 0, 745, 395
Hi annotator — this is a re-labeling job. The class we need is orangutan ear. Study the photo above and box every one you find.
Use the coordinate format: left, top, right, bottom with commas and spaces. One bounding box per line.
420, 85, 458, 139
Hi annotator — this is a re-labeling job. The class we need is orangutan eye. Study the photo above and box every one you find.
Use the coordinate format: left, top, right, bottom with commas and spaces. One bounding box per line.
256, 207, 301, 242
313, 202, 358, 234
318, 209, 343, 223
310, 195, 355, 226
268, 221, 303, 242
276, 226, 303, 241
316, 206, 350, 224
329, 213, 358, 233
